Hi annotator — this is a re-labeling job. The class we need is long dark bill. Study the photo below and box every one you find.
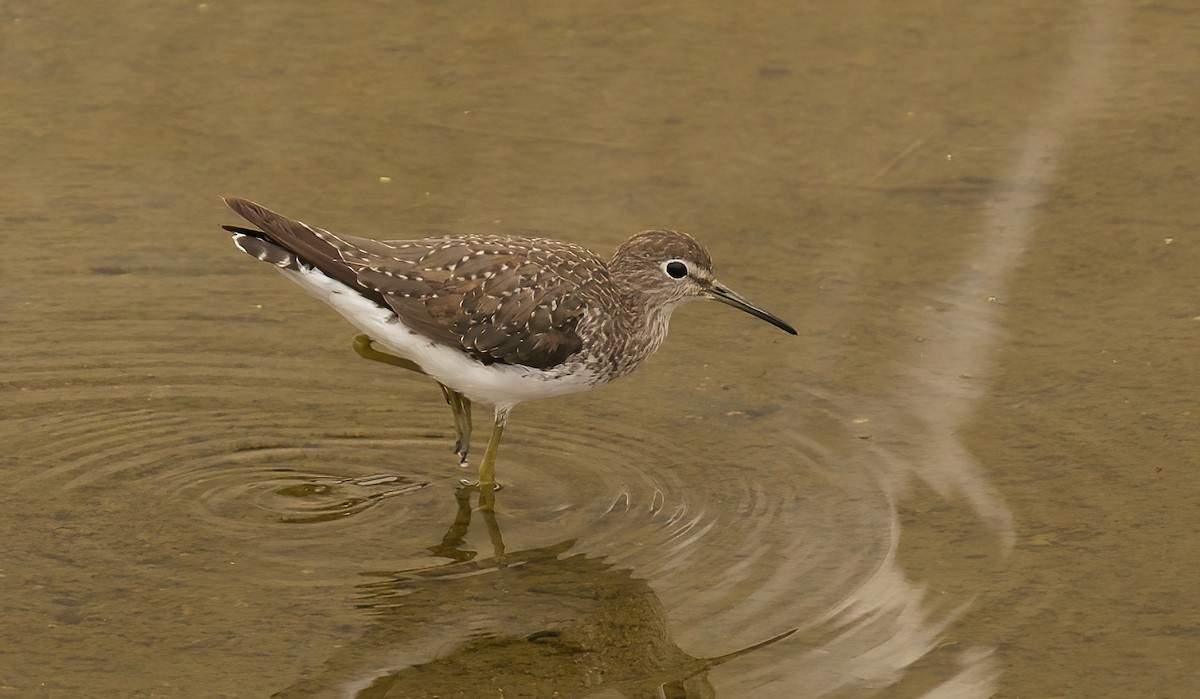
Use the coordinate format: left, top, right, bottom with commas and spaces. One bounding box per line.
708, 283, 798, 335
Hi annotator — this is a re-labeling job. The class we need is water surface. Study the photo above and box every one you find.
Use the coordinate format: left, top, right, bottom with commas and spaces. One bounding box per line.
2, 1, 1197, 697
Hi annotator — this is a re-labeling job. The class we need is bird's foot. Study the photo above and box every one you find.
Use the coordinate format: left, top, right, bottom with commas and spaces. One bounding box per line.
352, 334, 424, 373
351, 333, 373, 356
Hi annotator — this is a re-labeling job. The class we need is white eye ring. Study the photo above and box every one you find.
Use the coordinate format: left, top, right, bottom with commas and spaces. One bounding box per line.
663, 260, 688, 279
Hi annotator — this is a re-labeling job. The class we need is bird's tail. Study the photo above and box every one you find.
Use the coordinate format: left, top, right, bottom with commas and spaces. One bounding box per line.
220, 197, 361, 292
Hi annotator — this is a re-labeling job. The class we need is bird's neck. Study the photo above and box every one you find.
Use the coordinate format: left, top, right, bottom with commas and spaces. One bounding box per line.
602, 274, 676, 378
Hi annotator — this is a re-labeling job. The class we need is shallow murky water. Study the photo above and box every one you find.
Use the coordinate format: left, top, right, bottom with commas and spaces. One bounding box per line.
2, 1, 1197, 697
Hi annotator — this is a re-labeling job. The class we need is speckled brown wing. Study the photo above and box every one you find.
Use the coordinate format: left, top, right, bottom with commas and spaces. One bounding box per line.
354, 237, 597, 369
224, 198, 593, 370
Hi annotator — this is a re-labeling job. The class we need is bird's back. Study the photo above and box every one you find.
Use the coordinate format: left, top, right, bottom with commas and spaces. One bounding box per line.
224, 198, 617, 371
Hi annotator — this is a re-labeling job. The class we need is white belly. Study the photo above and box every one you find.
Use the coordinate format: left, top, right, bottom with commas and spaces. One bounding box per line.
277, 265, 596, 407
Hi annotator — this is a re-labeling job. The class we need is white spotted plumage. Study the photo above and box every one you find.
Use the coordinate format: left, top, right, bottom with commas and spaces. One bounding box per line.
222, 197, 795, 485
279, 260, 597, 407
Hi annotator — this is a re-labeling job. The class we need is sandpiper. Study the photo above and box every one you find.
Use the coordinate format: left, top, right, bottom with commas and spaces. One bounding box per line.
222, 198, 796, 492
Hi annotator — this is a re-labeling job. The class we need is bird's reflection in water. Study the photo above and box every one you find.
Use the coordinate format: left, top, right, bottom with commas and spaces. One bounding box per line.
275, 487, 795, 698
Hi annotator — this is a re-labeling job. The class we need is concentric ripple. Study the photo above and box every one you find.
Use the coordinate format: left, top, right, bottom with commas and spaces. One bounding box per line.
3, 313, 1012, 696
179, 463, 430, 526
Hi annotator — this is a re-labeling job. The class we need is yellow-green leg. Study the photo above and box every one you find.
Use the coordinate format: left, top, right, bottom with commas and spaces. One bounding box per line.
438, 384, 473, 467
353, 334, 473, 466
477, 421, 504, 488
352, 333, 424, 373
476, 405, 511, 511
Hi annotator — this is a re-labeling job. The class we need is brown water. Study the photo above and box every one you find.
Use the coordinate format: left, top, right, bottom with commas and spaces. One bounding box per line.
2, 1, 1196, 697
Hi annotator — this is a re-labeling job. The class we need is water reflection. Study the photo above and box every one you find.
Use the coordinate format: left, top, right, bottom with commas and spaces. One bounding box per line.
274, 487, 797, 698
621, 398, 1012, 699
1, 0, 1189, 693
1, 367, 1013, 696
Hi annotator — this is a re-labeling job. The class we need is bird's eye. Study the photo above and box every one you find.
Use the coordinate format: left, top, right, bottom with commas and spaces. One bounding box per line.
665, 261, 688, 279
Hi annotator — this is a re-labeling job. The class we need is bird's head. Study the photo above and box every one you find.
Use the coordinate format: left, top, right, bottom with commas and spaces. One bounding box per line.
610, 230, 797, 335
